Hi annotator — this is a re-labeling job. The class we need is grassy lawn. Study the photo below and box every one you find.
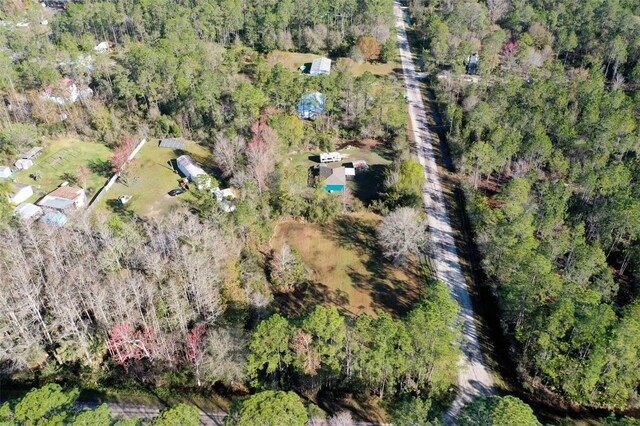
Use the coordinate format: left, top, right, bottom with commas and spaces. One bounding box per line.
272, 212, 423, 318
11, 137, 112, 204
95, 139, 213, 218
267, 50, 401, 77
286, 141, 393, 204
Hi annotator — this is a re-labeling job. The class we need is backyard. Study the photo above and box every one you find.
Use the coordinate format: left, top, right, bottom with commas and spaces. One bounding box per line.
11, 137, 113, 204
95, 139, 213, 217
287, 140, 393, 204
271, 212, 424, 318
267, 51, 401, 77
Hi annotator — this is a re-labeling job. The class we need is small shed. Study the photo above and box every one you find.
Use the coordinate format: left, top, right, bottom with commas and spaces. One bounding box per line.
351, 160, 369, 171
41, 211, 68, 227
14, 203, 43, 221
0, 166, 11, 178
15, 159, 33, 170
310, 57, 332, 76
8, 183, 33, 204
159, 138, 184, 149
345, 167, 356, 180
297, 92, 326, 119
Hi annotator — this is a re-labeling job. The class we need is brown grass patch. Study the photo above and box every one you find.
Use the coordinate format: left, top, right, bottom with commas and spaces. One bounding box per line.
271, 212, 423, 318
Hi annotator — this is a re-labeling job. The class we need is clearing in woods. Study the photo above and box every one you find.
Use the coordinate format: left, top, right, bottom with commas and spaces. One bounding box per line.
12, 137, 112, 204
271, 211, 424, 318
96, 139, 212, 217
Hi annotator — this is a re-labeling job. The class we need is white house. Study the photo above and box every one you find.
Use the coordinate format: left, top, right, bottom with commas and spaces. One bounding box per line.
0, 166, 11, 178
320, 152, 342, 163
37, 185, 86, 210
8, 183, 33, 204
310, 57, 332, 76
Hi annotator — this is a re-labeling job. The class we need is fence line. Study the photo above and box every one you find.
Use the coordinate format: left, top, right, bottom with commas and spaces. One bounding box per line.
86, 138, 147, 210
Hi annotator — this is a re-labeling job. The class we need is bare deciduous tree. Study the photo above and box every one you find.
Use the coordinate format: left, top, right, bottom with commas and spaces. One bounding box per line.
487, 0, 510, 22
214, 133, 245, 178
328, 411, 355, 426
269, 243, 308, 292
202, 328, 248, 387
377, 207, 428, 265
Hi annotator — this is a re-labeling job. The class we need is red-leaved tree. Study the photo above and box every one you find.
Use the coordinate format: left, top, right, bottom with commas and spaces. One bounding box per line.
109, 135, 137, 182
76, 165, 90, 191
186, 324, 207, 385
106, 323, 157, 372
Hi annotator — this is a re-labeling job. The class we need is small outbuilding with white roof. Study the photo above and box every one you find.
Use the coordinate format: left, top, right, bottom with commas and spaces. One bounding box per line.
8, 183, 33, 204
14, 203, 43, 221
310, 57, 332, 76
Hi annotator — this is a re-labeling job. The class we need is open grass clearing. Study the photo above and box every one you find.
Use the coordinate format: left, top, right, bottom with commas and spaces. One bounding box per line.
286, 141, 393, 204
95, 139, 213, 218
267, 50, 401, 77
10, 137, 112, 203
271, 212, 423, 318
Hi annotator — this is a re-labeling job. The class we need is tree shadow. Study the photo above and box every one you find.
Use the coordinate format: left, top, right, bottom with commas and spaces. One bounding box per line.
371, 142, 395, 161
59, 172, 79, 185
330, 215, 421, 317
106, 198, 136, 220
274, 281, 351, 318
88, 159, 112, 178
349, 164, 388, 204
314, 388, 387, 424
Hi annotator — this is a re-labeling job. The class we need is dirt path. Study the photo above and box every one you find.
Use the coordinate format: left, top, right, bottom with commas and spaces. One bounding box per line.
394, 2, 495, 422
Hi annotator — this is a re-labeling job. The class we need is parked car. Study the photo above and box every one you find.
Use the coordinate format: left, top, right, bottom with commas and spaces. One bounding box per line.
168, 188, 186, 196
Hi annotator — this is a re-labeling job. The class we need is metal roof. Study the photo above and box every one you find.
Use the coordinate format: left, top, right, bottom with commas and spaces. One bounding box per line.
41, 211, 67, 227
159, 138, 185, 149
21, 147, 43, 159
14, 203, 43, 220
297, 92, 326, 119
310, 58, 331, 76
176, 155, 206, 178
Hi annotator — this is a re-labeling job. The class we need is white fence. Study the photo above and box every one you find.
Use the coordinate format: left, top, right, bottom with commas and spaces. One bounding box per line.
87, 138, 147, 209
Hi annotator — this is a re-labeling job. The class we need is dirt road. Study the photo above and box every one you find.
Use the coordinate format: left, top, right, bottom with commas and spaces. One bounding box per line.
394, 2, 495, 422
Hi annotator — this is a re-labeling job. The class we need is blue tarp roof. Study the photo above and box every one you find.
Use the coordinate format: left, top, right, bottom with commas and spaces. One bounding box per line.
297, 92, 326, 119
41, 211, 67, 227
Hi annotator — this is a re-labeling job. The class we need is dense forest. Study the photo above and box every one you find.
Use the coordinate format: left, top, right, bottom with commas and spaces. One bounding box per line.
409, 0, 640, 412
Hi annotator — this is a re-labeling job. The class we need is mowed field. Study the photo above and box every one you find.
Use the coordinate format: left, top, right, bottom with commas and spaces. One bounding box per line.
267, 51, 401, 77
11, 137, 112, 204
95, 139, 213, 217
272, 212, 423, 317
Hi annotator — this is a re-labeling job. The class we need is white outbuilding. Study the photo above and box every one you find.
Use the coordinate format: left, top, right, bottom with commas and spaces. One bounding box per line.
0, 166, 11, 178
8, 183, 33, 204
15, 159, 33, 170
310, 57, 332, 76
14, 203, 43, 222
